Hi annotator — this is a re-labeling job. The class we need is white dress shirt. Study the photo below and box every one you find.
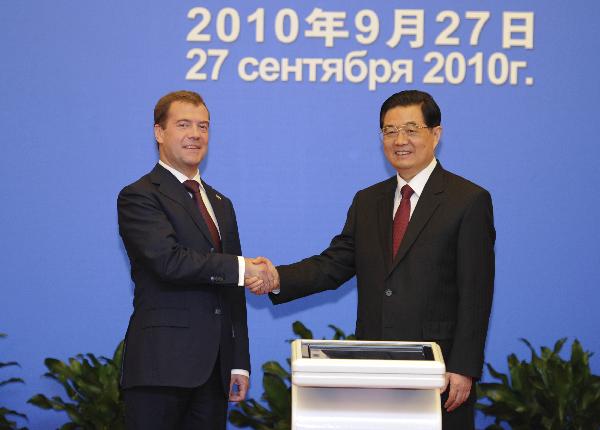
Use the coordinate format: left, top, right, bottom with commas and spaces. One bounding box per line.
393, 158, 438, 220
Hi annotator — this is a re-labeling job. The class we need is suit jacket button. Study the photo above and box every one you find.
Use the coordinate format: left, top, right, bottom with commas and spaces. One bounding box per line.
385, 289, 393, 297
214, 308, 222, 315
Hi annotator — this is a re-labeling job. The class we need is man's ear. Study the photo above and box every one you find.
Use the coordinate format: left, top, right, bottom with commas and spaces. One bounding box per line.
154, 124, 164, 144
432, 126, 442, 149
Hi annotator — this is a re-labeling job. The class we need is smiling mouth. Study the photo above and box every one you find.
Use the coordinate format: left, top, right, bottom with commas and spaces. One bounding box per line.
394, 150, 411, 156
184, 145, 202, 150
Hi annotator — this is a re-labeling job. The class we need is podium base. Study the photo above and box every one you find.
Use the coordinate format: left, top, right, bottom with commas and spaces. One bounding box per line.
292, 385, 442, 430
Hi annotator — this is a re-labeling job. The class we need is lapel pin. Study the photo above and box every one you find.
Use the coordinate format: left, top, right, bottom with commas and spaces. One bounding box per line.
215, 194, 222, 200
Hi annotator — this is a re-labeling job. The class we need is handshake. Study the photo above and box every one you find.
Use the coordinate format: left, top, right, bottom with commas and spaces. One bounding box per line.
243, 257, 280, 295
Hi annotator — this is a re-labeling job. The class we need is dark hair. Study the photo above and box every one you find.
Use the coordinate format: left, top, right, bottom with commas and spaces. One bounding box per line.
379, 90, 441, 129
154, 90, 208, 128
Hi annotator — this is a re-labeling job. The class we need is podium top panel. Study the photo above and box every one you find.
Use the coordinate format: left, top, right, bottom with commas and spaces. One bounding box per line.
304, 343, 435, 361
291, 340, 445, 376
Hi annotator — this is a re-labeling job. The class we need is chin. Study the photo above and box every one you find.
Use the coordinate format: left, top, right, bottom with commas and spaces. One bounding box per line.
187, 154, 205, 164
392, 162, 414, 172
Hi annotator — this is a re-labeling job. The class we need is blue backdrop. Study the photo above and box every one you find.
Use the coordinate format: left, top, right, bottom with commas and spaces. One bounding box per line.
2, 1, 599, 428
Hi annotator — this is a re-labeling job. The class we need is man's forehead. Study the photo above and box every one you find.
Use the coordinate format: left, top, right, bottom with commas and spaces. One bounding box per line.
383, 105, 424, 124
168, 101, 209, 119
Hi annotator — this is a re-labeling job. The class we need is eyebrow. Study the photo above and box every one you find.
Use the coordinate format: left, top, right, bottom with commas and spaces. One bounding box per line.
383, 121, 419, 127
176, 119, 209, 124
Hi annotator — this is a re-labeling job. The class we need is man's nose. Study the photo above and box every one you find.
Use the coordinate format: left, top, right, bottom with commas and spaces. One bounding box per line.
393, 130, 409, 144
190, 125, 203, 137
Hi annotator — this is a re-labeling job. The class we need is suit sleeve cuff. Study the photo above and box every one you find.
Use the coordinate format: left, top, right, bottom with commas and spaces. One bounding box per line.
237, 256, 245, 287
231, 368, 249, 377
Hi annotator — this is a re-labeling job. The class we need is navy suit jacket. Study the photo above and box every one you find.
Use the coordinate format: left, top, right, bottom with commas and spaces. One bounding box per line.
118, 164, 250, 390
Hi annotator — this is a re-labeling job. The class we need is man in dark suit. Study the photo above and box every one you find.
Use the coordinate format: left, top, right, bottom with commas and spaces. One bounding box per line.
253, 90, 495, 429
118, 90, 273, 429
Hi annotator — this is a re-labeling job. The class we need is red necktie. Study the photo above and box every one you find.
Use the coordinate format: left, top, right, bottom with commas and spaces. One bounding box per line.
183, 180, 222, 253
392, 185, 414, 257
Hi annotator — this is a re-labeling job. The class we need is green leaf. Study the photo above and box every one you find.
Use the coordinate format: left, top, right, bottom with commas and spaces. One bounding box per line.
28, 394, 54, 410
326, 324, 355, 340
113, 341, 125, 364
0, 406, 27, 420
228, 409, 253, 425
486, 363, 509, 386
86, 353, 102, 368
44, 358, 76, 383
0, 377, 25, 387
327, 324, 347, 340
291, 321, 313, 339
0, 361, 20, 369
262, 374, 291, 418
262, 361, 290, 380
552, 337, 567, 354
48, 396, 68, 412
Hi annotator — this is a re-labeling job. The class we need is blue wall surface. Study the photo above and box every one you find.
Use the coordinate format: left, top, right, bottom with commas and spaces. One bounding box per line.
2, 1, 599, 428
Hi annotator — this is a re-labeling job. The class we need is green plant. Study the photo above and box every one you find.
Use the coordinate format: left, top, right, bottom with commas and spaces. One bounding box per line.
1, 333, 28, 430
477, 338, 600, 430
229, 321, 355, 430
28, 341, 125, 430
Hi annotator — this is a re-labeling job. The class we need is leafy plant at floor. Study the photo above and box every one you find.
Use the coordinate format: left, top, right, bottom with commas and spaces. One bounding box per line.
1, 333, 28, 430
477, 338, 600, 430
28, 341, 125, 430
229, 321, 355, 430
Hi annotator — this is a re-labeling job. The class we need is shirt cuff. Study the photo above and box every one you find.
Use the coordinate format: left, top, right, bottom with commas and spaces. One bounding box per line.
231, 369, 249, 377
272, 288, 280, 294
237, 256, 245, 287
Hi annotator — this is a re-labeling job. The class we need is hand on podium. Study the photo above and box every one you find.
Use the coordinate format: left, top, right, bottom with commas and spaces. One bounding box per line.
441, 372, 472, 412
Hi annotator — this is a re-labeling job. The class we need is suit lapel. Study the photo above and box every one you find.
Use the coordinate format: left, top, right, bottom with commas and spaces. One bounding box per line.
389, 164, 446, 273
150, 164, 217, 248
377, 177, 397, 273
202, 180, 228, 250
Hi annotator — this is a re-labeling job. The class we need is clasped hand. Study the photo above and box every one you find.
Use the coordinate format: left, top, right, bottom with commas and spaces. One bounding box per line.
244, 257, 279, 295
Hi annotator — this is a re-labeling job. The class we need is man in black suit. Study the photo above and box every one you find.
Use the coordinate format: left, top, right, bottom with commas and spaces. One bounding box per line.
118, 90, 273, 429
253, 90, 495, 429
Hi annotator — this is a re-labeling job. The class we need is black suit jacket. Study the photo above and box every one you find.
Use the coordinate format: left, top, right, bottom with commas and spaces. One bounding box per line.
118, 164, 250, 390
271, 163, 495, 378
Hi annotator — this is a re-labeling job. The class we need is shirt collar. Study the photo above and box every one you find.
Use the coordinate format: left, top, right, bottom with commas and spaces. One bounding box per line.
158, 160, 203, 191
396, 158, 438, 198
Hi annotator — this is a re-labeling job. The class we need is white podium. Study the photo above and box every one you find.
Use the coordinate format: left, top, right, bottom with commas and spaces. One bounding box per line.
291, 339, 445, 430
